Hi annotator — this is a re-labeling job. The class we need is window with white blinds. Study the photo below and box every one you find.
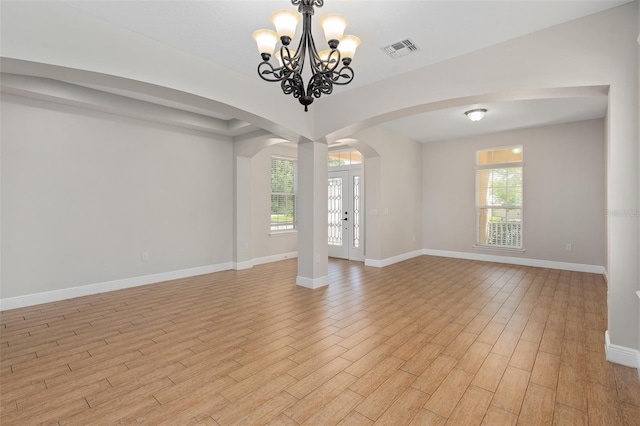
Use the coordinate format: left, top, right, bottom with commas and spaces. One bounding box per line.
476, 147, 523, 249
271, 156, 297, 231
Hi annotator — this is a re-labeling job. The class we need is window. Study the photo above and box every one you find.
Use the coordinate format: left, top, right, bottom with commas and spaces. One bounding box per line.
271, 156, 297, 231
328, 149, 362, 167
476, 147, 523, 249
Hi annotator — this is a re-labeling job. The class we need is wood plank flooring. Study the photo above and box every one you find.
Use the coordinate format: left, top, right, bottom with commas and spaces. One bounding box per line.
1, 256, 639, 425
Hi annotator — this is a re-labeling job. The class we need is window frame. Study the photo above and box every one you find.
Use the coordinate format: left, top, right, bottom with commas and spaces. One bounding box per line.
270, 155, 297, 234
474, 146, 524, 251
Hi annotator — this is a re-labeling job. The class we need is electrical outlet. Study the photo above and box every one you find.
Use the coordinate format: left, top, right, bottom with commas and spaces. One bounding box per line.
565, 244, 572, 252
141, 252, 149, 262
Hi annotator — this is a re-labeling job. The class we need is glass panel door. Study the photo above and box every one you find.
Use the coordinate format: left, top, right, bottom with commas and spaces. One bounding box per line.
328, 171, 348, 259
328, 169, 364, 260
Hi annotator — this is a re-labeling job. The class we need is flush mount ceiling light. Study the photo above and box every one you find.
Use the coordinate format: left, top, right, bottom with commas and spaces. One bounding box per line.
465, 108, 488, 122
253, 0, 360, 112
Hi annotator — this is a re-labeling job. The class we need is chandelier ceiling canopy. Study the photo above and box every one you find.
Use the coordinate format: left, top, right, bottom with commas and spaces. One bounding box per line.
253, 0, 360, 112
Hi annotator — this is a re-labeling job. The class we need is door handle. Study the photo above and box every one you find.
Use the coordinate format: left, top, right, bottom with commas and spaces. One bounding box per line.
343, 218, 348, 221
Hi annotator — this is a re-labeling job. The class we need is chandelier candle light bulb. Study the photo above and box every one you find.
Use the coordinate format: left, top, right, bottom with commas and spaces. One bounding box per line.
338, 35, 361, 64
253, 0, 360, 111
271, 9, 299, 43
252, 29, 279, 60
320, 14, 347, 47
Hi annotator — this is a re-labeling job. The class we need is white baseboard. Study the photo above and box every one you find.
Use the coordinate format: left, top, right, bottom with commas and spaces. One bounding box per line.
2, 252, 302, 311
0, 262, 234, 311
252, 251, 298, 266
234, 252, 298, 270
234, 260, 254, 270
421, 249, 605, 274
365, 250, 424, 268
605, 331, 640, 376
296, 275, 329, 289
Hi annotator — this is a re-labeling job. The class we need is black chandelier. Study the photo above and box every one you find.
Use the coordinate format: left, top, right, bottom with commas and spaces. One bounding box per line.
253, 0, 360, 112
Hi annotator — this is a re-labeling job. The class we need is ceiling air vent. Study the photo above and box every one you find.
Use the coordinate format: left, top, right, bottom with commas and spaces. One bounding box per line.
382, 39, 418, 59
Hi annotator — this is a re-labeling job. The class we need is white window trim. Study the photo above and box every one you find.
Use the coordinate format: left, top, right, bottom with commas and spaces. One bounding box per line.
475, 161, 525, 171
328, 163, 362, 171
473, 244, 526, 253
269, 229, 297, 236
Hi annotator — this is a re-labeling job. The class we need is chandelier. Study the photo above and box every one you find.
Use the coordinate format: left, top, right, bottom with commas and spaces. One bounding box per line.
252, 0, 360, 112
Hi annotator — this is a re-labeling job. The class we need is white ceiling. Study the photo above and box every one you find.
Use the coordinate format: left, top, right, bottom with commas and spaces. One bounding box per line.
382, 96, 609, 143
52, 0, 623, 142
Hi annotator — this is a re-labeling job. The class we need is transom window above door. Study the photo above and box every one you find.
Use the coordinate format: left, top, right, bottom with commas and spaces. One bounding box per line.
328, 149, 362, 167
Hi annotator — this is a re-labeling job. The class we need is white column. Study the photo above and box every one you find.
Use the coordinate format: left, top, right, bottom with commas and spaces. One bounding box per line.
605, 74, 640, 362
296, 139, 329, 288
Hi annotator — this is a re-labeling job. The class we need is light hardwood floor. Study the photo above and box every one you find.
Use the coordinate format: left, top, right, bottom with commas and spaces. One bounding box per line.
1, 256, 639, 425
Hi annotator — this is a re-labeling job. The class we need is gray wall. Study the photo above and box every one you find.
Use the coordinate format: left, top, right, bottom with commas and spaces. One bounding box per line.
1, 96, 234, 299
422, 119, 606, 267
353, 126, 424, 261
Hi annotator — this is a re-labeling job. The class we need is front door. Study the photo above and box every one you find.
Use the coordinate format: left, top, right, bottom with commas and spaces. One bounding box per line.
328, 169, 363, 260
